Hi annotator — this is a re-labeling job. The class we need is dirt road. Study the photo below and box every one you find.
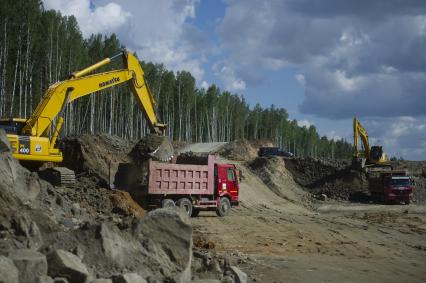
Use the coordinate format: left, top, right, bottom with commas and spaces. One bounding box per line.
191, 159, 426, 282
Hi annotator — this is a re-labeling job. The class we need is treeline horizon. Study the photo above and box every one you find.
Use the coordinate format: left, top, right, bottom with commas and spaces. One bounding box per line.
0, 0, 353, 159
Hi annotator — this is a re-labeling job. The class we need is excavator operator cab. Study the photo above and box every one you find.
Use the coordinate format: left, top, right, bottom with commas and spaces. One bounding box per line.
0, 118, 27, 135
370, 145, 384, 162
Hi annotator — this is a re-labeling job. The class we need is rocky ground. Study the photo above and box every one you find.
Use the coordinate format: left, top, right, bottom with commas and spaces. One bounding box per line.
0, 131, 245, 283
1, 131, 426, 282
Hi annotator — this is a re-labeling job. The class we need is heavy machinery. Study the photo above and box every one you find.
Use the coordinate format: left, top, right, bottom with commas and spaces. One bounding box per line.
148, 154, 240, 217
353, 117, 390, 170
0, 51, 172, 186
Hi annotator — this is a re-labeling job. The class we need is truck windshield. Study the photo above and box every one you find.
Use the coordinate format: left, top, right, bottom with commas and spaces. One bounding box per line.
227, 169, 235, 181
390, 178, 410, 186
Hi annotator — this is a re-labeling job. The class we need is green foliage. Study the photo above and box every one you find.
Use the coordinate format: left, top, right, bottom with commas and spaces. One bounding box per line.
0, 0, 353, 158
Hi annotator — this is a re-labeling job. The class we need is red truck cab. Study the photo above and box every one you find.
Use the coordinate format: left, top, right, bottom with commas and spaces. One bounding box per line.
384, 175, 415, 204
215, 163, 240, 206
147, 154, 240, 217
368, 170, 415, 204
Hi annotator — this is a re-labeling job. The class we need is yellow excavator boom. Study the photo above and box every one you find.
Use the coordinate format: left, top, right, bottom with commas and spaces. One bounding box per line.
23, 51, 165, 137
1, 51, 167, 163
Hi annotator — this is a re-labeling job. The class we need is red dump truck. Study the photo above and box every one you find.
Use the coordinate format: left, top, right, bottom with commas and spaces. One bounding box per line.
368, 170, 415, 204
147, 155, 240, 217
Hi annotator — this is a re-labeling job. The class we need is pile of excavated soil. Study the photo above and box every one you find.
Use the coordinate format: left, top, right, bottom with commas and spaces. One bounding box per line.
218, 139, 275, 161
284, 157, 369, 201
217, 139, 258, 161
392, 161, 426, 203
248, 157, 312, 208
60, 134, 135, 185
248, 139, 274, 149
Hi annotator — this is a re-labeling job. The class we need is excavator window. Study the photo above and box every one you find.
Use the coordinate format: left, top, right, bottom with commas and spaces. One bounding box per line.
0, 120, 25, 135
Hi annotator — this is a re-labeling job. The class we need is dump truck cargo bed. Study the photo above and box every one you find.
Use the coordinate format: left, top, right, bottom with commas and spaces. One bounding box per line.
148, 155, 215, 195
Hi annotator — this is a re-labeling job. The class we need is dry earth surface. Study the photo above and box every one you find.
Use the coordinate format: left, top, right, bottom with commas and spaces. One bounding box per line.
186, 143, 426, 283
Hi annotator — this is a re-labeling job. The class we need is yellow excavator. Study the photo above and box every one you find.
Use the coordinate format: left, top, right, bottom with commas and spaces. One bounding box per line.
353, 117, 390, 170
0, 51, 172, 185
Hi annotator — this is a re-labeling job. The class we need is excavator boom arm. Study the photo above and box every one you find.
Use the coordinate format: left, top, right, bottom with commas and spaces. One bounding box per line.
353, 117, 370, 159
23, 52, 165, 137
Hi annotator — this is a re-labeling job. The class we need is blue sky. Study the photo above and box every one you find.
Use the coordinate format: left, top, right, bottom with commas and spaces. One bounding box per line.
43, 0, 426, 160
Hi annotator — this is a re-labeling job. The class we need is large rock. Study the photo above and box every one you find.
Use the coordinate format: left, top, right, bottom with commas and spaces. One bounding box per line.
92, 279, 112, 283
0, 255, 19, 283
35, 276, 54, 283
10, 216, 43, 249
224, 266, 247, 283
99, 223, 142, 268
47, 249, 89, 283
9, 249, 48, 282
112, 273, 147, 283
133, 208, 193, 283
0, 129, 42, 202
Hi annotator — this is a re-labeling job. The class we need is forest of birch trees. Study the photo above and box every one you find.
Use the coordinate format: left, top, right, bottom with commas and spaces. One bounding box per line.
0, 0, 353, 158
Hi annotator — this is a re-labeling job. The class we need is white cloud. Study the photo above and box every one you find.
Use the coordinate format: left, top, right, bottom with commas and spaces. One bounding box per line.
327, 130, 342, 141
43, 0, 207, 82
218, 0, 426, 119
295, 74, 306, 87
297, 119, 312, 128
200, 80, 209, 89
43, 0, 130, 37
213, 61, 246, 92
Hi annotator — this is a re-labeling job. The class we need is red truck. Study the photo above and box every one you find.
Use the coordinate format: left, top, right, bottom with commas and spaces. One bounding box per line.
147, 154, 240, 217
368, 170, 415, 204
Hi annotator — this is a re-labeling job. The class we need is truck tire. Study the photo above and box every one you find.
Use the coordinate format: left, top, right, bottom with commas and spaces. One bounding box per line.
216, 197, 231, 217
162, 198, 175, 208
191, 209, 200, 217
176, 198, 193, 216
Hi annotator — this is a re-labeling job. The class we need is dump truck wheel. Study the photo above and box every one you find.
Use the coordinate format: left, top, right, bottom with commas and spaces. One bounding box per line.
191, 209, 200, 217
162, 198, 175, 208
216, 197, 231, 217
177, 198, 193, 216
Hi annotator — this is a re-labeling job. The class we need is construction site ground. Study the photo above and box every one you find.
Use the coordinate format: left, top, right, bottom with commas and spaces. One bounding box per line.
184, 143, 426, 283
3, 133, 424, 282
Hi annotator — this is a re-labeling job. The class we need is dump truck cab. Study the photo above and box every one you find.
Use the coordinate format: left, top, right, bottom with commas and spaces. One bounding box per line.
215, 163, 240, 206
383, 174, 415, 204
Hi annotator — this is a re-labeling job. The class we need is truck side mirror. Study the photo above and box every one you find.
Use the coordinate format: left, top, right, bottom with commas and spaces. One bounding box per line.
238, 169, 243, 182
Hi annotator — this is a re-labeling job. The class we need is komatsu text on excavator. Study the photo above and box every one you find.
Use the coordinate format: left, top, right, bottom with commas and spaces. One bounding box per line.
0, 51, 173, 185
353, 117, 390, 170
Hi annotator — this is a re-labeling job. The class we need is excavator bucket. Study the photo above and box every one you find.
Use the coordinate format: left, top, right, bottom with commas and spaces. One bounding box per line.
130, 134, 174, 163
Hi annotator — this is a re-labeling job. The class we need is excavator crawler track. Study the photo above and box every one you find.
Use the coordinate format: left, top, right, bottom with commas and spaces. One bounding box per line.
39, 167, 76, 187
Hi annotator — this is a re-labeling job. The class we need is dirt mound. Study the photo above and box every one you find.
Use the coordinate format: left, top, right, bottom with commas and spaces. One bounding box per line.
110, 190, 146, 218
60, 134, 134, 185
217, 139, 258, 161
284, 157, 369, 200
248, 157, 312, 207
248, 139, 274, 149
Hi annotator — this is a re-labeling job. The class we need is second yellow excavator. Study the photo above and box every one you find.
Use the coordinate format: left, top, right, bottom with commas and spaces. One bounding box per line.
0, 51, 173, 185
353, 117, 390, 169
